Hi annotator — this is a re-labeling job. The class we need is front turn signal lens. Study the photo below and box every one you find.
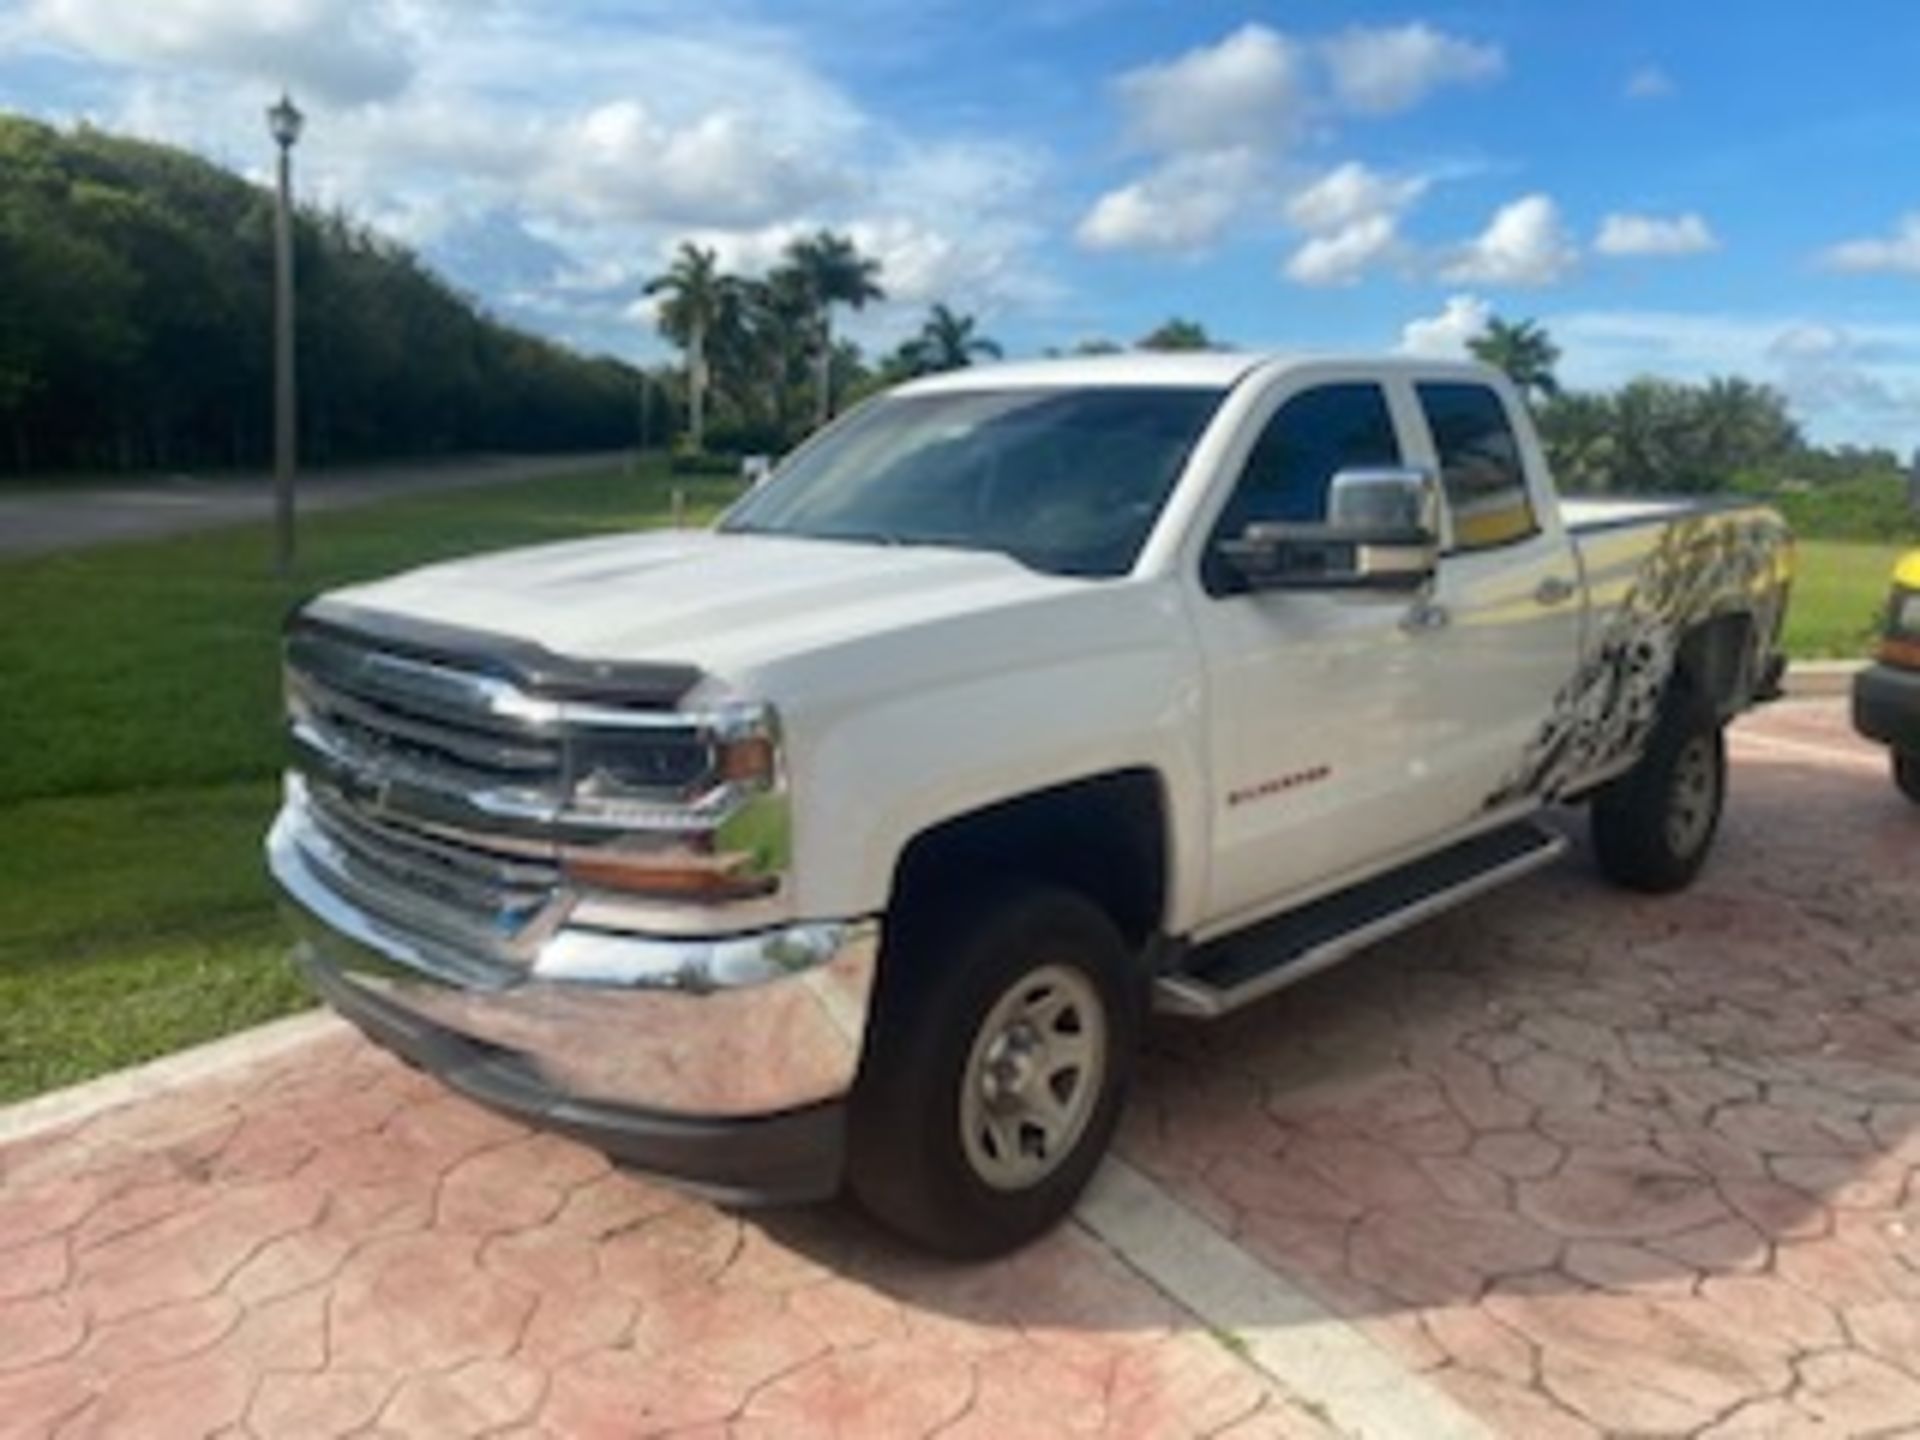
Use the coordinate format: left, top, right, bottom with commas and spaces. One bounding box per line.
562, 844, 780, 901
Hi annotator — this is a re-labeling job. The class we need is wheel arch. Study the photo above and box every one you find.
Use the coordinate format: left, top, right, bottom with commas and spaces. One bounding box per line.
1673, 610, 1758, 721
885, 768, 1173, 955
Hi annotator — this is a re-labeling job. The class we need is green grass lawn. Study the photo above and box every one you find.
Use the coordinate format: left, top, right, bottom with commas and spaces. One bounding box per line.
0, 457, 734, 1101
0, 477, 1897, 1102
1784, 538, 1906, 660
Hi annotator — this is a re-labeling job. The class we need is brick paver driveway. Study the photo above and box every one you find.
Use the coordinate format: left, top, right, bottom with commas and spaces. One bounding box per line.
2, 699, 1914, 1439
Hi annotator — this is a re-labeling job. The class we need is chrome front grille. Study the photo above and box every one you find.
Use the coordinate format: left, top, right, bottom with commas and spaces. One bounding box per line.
307, 680, 558, 780
304, 785, 559, 938
283, 627, 573, 960
285, 628, 567, 816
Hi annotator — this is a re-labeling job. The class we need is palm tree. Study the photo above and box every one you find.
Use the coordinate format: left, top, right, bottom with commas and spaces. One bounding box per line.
1610, 379, 1691, 493
783, 230, 885, 425
643, 243, 725, 449
904, 303, 1002, 375
1467, 317, 1561, 405
702, 272, 767, 436
1691, 376, 1799, 476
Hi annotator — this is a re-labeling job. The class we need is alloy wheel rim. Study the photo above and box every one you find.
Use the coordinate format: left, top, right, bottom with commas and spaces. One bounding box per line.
959, 963, 1107, 1192
1665, 735, 1719, 856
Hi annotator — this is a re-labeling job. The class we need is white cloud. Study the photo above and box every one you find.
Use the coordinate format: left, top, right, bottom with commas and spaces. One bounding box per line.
1084, 23, 1492, 263
1112, 23, 1307, 153
1284, 214, 1400, 287
1624, 64, 1675, 100
1284, 161, 1427, 232
24, 0, 415, 104
1440, 193, 1578, 286
657, 139, 1059, 330
1398, 294, 1492, 356
1819, 214, 1920, 275
4, 1, 1066, 361
1321, 23, 1503, 116
851, 214, 1050, 313
1278, 162, 1429, 285
1075, 148, 1262, 254
530, 101, 851, 229
1594, 212, 1718, 257
1551, 309, 1920, 449
1764, 324, 1920, 416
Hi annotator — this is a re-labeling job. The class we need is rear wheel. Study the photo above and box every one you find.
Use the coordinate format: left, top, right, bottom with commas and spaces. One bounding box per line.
1591, 686, 1727, 893
1896, 752, 1920, 805
847, 881, 1137, 1258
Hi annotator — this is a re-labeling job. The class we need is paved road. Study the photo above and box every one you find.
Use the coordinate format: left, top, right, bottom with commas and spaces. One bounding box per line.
0, 453, 632, 559
0, 700, 1914, 1438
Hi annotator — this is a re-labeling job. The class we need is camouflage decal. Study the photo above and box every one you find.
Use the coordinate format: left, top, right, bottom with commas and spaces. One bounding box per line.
1485, 510, 1790, 809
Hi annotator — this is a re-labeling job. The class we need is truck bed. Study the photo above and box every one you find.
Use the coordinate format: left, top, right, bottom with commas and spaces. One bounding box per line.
1562, 494, 1758, 533
1484, 495, 1793, 809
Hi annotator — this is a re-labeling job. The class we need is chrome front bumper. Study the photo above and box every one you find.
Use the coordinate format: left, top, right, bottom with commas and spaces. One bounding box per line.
267, 804, 879, 1199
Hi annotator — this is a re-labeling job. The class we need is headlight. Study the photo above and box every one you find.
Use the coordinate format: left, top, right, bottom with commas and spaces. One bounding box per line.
568, 726, 722, 812
563, 702, 779, 818
558, 702, 789, 905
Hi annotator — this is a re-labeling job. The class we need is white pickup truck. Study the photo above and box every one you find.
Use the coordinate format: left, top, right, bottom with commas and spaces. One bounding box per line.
269, 353, 1792, 1255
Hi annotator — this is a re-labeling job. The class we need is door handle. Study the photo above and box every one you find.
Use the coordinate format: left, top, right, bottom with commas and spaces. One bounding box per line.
1401, 599, 1450, 633
1534, 576, 1576, 607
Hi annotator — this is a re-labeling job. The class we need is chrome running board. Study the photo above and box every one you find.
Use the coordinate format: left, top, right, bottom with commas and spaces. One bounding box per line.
1155, 822, 1568, 1019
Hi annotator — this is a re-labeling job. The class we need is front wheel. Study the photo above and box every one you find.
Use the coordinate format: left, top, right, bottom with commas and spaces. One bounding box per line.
1896, 752, 1920, 805
1591, 688, 1727, 893
847, 881, 1137, 1258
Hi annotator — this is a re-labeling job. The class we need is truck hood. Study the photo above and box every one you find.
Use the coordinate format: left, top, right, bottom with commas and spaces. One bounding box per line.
325, 529, 1082, 684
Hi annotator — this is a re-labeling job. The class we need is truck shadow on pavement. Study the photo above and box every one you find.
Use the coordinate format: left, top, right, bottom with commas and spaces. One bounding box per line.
759, 733, 1920, 1435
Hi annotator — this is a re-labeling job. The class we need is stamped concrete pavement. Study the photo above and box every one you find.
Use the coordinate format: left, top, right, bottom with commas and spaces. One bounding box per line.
1123, 701, 1919, 1438
1, 698, 1914, 1438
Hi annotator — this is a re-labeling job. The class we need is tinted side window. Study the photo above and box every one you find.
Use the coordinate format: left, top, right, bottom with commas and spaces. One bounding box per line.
1416, 383, 1537, 551
1209, 383, 1400, 557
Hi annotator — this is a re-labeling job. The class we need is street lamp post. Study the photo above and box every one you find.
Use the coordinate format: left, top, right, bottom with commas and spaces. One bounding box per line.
267, 92, 304, 576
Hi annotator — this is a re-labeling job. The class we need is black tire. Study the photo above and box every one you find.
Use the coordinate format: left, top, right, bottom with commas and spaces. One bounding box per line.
1896, 752, 1920, 805
1591, 685, 1727, 894
847, 880, 1138, 1259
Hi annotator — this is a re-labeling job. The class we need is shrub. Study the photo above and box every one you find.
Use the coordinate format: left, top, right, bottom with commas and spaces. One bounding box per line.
668, 439, 742, 477
1740, 472, 1920, 543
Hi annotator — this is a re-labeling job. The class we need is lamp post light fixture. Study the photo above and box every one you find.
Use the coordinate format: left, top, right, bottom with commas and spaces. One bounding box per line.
267, 92, 304, 576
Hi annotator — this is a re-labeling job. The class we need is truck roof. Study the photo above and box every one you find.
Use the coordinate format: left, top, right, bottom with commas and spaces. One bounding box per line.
893, 350, 1501, 394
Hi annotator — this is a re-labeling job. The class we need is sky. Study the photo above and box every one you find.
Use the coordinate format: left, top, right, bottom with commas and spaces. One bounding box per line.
2, 0, 1919, 450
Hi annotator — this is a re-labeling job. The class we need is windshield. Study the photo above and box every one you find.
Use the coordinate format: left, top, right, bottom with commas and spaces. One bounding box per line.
721, 387, 1225, 578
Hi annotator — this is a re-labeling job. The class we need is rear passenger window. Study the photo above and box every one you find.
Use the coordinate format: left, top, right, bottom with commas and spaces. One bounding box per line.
1209, 382, 1400, 543
1416, 383, 1537, 551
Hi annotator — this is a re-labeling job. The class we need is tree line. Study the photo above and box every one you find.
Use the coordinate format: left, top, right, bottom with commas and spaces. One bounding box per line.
0, 115, 642, 478
640, 229, 1237, 459
6, 105, 1905, 532
1469, 316, 1917, 539
642, 235, 1026, 457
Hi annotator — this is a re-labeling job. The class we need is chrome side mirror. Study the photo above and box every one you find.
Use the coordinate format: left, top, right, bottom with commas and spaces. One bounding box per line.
1327, 466, 1440, 536
1219, 466, 1440, 592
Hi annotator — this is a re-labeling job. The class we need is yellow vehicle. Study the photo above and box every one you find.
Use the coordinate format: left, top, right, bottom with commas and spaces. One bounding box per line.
1854, 550, 1920, 803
